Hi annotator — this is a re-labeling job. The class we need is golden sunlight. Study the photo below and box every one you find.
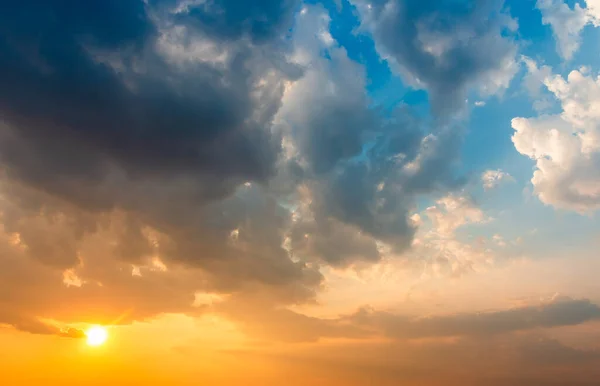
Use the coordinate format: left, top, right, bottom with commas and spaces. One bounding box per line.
85, 326, 108, 347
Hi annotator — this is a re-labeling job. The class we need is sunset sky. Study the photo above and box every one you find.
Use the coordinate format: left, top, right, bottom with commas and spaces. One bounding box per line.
1, 0, 600, 385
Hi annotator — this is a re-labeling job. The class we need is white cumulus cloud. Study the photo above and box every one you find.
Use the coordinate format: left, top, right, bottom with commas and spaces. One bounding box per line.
512, 62, 600, 212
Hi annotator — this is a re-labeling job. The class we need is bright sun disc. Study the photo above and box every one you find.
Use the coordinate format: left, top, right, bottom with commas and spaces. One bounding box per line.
86, 326, 108, 347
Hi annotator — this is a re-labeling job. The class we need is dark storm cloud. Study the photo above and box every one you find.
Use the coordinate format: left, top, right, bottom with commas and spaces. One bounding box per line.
0, 0, 473, 274
0, 0, 298, 211
0, 182, 322, 318
351, 0, 518, 115
0, 0, 323, 337
0, 0, 319, 287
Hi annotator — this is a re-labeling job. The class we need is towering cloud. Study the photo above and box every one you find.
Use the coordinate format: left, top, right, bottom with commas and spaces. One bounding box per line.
0, 0, 314, 334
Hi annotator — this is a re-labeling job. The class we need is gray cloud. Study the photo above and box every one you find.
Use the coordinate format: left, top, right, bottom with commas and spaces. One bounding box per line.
351, 0, 518, 115
0, 310, 85, 339
275, 8, 378, 175
268, 6, 468, 267
153, 0, 300, 43
0, 0, 320, 306
0, 0, 296, 211
0, 183, 322, 327
352, 297, 600, 339
0, 0, 472, 280
0, 0, 505, 336
202, 293, 600, 346
285, 112, 463, 266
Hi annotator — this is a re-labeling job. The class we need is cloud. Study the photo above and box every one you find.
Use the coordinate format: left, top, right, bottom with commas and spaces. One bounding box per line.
186, 288, 600, 345
2, 4, 600, 384
283, 121, 466, 267
387, 193, 496, 278
0, 0, 317, 333
0, 309, 85, 339
0, 1, 504, 337
482, 169, 515, 190
0, 2, 366, 333
0, 209, 202, 328
353, 296, 600, 339
492, 234, 508, 247
271, 6, 466, 268
521, 56, 555, 112
0, 0, 298, 212
155, 0, 300, 43
223, 333, 600, 386
350, 0, 518, 115
214, 296, 370, 343
287, 193, 383, 268
536, 0, 600, 60
274, 6, 377, 175
424, 194, 488, 237
512, 62, 600, 212
203, 298, 600, 385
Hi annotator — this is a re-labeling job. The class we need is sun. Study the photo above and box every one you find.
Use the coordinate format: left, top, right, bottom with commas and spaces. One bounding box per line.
86, 326, 108, 347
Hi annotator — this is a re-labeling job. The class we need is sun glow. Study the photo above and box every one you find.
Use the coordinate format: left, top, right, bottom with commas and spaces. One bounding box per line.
86, 326, 108, 347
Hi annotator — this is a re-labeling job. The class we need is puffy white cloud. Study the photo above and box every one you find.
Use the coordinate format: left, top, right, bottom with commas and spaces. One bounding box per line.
482, 169, 515, 190
537, 0, 600, 60
512, 62, 600, 212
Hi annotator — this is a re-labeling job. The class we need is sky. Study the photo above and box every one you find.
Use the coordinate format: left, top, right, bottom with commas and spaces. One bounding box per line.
1, 0, 600, 385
